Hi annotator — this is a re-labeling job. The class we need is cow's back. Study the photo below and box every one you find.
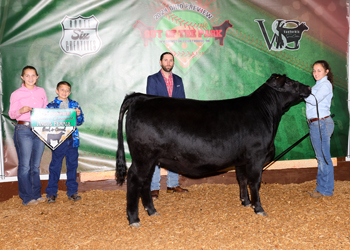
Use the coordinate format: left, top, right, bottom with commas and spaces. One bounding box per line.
125, 94, 276, 175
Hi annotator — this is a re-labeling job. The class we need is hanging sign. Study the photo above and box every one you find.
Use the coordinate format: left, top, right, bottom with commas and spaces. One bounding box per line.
31, 108, 76, 150
60, 15, 102, 57
133, 2, 233, 73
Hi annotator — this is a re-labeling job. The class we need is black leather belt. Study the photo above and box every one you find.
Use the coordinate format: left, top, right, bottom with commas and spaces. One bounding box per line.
307, 116, 330, 124
17, 121, 31, 127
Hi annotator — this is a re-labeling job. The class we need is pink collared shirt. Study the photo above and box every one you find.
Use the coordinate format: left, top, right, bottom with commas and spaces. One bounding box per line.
9, 84, 48, 121
160, 69, 174, 97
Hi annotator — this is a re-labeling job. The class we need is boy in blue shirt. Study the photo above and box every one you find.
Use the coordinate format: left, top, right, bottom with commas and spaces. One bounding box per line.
45, 81, 84, 203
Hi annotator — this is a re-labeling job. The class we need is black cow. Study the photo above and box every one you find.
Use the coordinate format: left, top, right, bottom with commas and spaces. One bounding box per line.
47, 132, 65, 145
116, 74, 311, 227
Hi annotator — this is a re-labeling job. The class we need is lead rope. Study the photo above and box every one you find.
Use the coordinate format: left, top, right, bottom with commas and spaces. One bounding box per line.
263, 132, 310, 171
263, 94, 333, 171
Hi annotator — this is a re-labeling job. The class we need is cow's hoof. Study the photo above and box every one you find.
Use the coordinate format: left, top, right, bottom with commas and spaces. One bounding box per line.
241, 199, 251, 207
150, 212, 160, 216
257, 211, 267, 216
130, 222, 142, 227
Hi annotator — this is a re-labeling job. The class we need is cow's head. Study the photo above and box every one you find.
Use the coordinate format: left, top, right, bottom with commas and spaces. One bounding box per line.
265, 74, 311, 98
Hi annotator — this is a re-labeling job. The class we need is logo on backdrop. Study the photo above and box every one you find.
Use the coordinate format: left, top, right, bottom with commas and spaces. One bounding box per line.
60, 15, 102, 57
254, 19, 309, 51
133, 2, 232, 73
31, 109, 77, 150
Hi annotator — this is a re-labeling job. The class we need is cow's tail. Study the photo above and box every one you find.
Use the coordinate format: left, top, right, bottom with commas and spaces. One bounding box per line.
116, 94, 135, 185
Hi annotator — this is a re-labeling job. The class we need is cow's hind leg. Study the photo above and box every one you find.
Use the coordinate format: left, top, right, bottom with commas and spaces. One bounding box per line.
247, 166, 267, 216
235, 166, 251, 207
140, 164, 159, 217
126, 164, 143, 227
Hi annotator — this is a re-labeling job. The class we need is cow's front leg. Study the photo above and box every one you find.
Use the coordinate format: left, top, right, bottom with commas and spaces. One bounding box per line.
126, 165, 142, 227
248, 169, 267, 216
235, 166, 251, 207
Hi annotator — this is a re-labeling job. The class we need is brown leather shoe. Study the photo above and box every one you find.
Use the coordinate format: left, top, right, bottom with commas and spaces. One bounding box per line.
307, 190, 323, 198
167, 186, 189, 193
151, 190, 159, 200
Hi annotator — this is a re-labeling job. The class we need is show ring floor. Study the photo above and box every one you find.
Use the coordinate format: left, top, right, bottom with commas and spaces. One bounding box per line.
1, 157, 349, 202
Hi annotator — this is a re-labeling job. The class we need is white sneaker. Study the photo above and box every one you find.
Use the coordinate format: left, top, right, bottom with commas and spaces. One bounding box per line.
37, 197, 46, 203
26, 199, 39, 206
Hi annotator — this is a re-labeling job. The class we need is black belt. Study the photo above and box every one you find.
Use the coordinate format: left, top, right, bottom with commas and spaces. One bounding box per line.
307, 116, 330, 124
17, 121, 31, 127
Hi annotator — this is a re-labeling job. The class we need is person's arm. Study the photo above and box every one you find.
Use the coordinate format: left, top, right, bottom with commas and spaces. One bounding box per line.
178, 78, 186, 99
304, 82, 332, 106
76, 106, 84, 126
72, 101, 84, 126
46, 101, 56, 109
42, 89, 48, 107
9, 92, 31, 119
146, 75, 158, 95
173, 75, 186, 99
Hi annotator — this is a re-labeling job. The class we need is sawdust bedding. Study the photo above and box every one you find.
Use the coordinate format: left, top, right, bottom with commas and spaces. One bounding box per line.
0, 180, 349, 249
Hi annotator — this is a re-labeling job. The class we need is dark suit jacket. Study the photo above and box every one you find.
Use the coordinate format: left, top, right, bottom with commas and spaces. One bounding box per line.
146, 70, 185, 98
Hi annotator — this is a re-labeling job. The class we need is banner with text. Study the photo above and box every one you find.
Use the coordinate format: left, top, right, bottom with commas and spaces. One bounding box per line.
0, 0, 348, 176
31, 109, 76, 150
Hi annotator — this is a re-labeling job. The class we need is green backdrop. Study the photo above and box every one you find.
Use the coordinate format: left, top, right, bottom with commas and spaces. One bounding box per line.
0, 0, 348, 176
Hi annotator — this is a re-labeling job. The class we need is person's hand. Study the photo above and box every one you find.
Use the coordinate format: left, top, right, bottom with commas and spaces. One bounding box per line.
75, 108, 81, 116
19, 106, 32, 114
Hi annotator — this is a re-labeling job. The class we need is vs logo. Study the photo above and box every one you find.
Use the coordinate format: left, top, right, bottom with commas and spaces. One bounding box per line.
255, 19, 309, 51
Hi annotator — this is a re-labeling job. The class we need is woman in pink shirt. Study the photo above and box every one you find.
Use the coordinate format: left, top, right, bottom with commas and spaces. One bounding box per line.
9, 66, 48, 205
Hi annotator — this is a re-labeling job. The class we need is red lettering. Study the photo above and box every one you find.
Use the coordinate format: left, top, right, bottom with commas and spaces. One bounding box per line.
204, 30, 211, 37
155, 30, 163, 38
215, 30, 222, 37
184, 30, 196, 37
145, 30, 163, 38
204, 30, 223, 37
178, 30, 185, 37
166, 30, 176, 38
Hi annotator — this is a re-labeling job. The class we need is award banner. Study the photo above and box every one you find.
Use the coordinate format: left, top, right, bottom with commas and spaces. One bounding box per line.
31, 108, 76, 150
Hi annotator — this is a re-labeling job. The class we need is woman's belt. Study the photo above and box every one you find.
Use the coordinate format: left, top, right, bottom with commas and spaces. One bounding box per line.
307, 116, 330, 124
17, 121, 31, 126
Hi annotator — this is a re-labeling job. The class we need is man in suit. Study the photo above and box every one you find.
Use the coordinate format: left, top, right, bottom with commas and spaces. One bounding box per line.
146, 52, 189, 200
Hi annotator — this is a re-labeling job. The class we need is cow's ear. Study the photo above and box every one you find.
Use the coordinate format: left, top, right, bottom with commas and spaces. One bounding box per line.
275, 74, 286, 87
270, 74, 280, 86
